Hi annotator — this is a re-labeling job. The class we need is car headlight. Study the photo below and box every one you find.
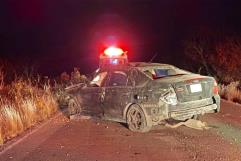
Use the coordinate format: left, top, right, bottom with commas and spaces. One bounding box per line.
160, 87, 177, 105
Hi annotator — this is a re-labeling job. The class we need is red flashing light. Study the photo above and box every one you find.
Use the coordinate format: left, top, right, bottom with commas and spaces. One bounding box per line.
104, 47, 124, 57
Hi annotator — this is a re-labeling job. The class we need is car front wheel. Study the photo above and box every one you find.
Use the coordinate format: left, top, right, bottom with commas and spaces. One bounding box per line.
68, 98, 80, 117
127, 105, 152, 133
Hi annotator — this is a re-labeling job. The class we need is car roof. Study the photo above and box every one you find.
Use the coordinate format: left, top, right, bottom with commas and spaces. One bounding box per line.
98, 62, 175, 73
129, 62, 174, 68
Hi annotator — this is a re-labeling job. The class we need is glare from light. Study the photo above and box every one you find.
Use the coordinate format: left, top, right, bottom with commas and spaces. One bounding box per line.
104, 47, 124, 57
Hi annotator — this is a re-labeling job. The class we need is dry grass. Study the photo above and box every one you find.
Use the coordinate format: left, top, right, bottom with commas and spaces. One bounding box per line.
219, 81, 241, 104
0, 76, 58, 145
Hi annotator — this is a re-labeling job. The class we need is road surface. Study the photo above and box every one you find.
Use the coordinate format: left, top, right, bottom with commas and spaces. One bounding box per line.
1, 100, 241, 161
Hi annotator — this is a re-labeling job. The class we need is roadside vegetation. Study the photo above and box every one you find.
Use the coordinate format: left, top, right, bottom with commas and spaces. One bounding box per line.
0, 66, 58, 145
219, 82, 241, 104
56, 67, 89, 106
184, 31, 241, 103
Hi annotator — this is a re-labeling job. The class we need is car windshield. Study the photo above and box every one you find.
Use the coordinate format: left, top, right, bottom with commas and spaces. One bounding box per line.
143, 67, 190, 79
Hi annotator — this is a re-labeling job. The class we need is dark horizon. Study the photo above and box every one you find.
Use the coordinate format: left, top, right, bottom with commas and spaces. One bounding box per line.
1, 0, 241, 76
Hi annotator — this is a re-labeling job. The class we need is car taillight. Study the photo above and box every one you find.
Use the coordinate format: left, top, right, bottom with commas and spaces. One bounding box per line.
213, 80, 219, 95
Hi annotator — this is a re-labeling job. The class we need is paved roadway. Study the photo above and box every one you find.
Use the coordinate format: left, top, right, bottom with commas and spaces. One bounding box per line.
1, 100, 241, 161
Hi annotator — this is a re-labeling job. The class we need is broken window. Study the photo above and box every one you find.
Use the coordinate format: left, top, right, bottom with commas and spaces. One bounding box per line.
143, 67, 190, 79
108, 71, 127, 86
130, 69, 148, 86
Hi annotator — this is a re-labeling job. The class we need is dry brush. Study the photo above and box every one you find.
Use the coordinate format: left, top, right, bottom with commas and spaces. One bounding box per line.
0, 73, 58, 145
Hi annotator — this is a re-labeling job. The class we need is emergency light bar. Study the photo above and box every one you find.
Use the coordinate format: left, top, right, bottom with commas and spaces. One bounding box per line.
99, 47, 128, 67
104, 47, 124, 57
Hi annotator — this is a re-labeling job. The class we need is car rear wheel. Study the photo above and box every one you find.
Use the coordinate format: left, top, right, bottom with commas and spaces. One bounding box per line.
126, 105, 152, 133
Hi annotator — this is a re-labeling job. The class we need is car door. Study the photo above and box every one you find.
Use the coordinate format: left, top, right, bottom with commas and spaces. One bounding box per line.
80, 71, 107, 117
102, 70, 133, 120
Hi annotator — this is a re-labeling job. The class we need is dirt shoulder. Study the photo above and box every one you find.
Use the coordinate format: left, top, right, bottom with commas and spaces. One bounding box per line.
212, 99, 241, 128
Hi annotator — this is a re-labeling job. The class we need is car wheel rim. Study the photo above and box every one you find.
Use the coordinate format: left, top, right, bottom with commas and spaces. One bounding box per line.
69, 99, 77, 115
128, 108, 144, 130
70, 101, 76, 109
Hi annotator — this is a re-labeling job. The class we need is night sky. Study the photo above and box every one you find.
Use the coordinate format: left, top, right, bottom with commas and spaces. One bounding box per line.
1, 0, 241, 75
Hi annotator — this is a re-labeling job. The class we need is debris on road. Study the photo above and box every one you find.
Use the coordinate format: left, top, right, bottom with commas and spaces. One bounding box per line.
69, 114, 91, 120
165, 119, 211, 130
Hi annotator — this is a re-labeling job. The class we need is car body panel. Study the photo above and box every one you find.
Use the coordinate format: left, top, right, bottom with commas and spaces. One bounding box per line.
103, 86, 133, 121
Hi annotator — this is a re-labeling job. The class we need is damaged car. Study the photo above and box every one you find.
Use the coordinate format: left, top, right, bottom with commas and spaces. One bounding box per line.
66, 47, 220, 132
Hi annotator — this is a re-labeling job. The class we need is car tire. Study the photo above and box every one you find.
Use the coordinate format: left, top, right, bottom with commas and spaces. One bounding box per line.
68, 98, 80, 117
126, 105, 152, 133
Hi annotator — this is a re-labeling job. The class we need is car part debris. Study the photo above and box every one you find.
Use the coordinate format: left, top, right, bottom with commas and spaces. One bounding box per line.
69, 114, 91, 120
165, 119, 211, 130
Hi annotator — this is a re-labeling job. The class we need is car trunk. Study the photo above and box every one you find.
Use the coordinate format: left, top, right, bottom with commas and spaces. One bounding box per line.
154, 74, 215, 103
172, 75, 214, 103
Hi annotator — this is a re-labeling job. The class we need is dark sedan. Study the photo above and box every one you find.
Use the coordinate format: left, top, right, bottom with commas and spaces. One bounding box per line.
67, 62, 220, 132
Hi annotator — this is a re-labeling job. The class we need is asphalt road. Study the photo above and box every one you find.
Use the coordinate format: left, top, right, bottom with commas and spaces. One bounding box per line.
1, 100, 241, 161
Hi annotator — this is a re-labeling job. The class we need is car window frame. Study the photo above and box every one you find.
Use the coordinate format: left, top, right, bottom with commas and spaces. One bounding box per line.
106, 70, 130, 87
140, 66, 190, 80
130, 68, 149, 86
